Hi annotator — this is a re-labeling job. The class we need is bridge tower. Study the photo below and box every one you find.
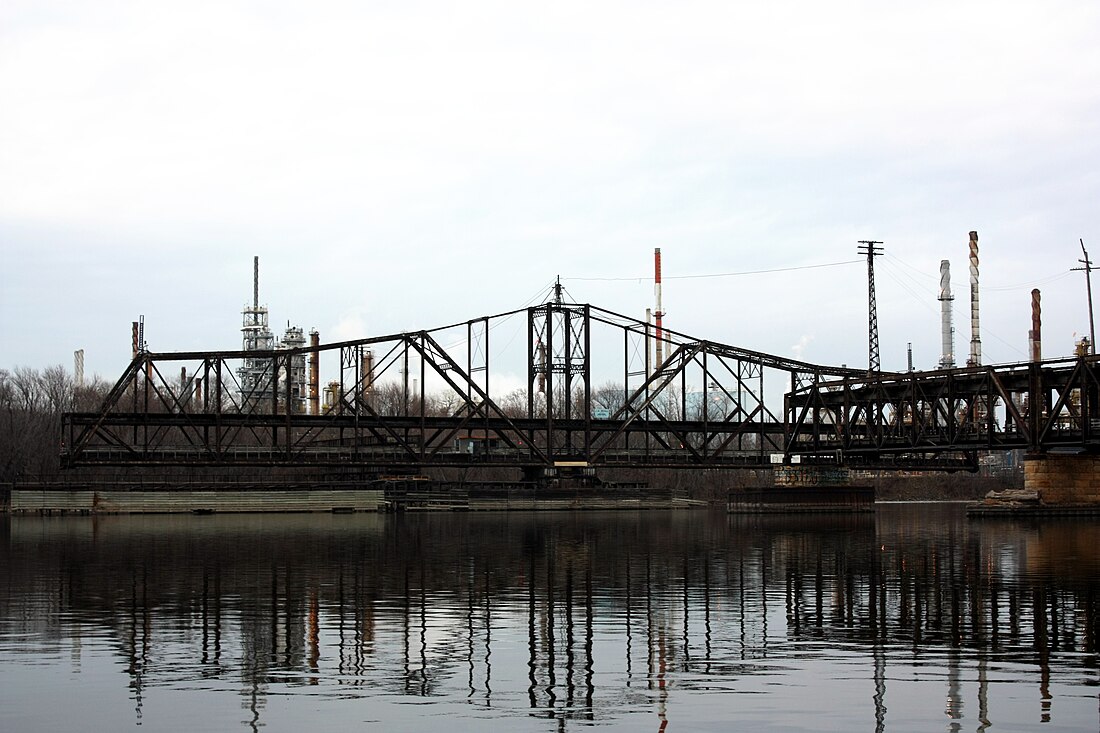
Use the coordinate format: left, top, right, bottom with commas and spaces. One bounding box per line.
528, 289, 591, 468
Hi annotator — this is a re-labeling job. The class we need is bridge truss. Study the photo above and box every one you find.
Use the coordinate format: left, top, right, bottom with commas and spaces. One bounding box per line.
786, 356, 1100, 467
62, 299, 865, 476
62, 297, 1098, 477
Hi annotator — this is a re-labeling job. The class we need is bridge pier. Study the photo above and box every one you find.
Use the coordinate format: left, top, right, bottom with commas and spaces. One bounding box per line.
774, 465, 852, 487
974, 453, 1100, 514
1024, 454, 1100, 505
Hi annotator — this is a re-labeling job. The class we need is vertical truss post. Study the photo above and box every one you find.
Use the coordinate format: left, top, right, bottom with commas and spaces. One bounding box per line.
215, 358, 223, 457
402, 338, 410, 418
467, 317, 490, 445
701, 350, 709, 459
1085, 360, 1098, 443
270, 353, 279, 448
1028, 362, 1042, 453
419, 332, 427, 460
563, 307, 572, 422
758, 362, 765, 460
527, 307, 536, 455
544, 306, 555, 462
583, 305, 592, 459
140, 355, 148, 456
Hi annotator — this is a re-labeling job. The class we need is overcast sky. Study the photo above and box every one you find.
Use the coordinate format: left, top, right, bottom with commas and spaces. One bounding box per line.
2, 1, 1098, 390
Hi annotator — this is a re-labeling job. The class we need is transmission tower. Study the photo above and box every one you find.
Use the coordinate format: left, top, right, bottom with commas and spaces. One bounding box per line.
858, 241, 884, 373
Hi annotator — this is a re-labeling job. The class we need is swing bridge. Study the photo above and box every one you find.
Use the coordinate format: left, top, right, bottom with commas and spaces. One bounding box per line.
60, 299, 1100, 478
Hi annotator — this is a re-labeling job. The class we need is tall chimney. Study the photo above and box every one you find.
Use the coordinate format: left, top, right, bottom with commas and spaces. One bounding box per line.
938, 260, 954, 369
654, 248, 664, 367
1030, 289, 1042, 362
253, 255, 260, 310
360, 350, 375, 404
968, 231, 982, 366
309, 330, 320, 415
74, 349, 85, 388
645, 308, 653, 377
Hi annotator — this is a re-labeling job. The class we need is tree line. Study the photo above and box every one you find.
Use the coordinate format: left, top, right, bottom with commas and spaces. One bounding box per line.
0, 366, 111, 483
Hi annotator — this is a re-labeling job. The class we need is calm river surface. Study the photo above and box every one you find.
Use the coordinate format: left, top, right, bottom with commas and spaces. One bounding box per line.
1, 504, 1098, 732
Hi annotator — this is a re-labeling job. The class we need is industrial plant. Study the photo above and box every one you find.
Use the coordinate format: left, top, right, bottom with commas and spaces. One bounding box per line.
237, 256, 366, 416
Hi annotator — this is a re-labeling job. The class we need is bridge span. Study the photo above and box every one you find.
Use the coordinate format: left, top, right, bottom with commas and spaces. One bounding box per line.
61, 298, 1098, 479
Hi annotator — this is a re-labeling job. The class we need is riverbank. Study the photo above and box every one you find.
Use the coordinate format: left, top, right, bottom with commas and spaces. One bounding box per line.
2, 473, 1017, 515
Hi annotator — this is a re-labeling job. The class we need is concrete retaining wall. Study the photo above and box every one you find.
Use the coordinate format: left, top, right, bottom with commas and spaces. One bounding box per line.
11, 489, 386, 514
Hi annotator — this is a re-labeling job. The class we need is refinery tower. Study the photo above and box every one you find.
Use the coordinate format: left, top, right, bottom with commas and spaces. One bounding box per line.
238, 257, 307, 413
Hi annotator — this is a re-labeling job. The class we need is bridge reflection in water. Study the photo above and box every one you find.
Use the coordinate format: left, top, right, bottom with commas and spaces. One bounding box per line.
1, 507, 1097, 731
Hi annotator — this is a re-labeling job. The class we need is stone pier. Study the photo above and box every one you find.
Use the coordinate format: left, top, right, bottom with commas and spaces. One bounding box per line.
972, 454, 1100, 515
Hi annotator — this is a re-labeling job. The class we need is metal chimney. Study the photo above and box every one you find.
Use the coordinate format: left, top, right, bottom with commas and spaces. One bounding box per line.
938, 260, 954, 369
968, 231, 982, 366
1030, 289, 1042, 362
654, 248, 664, 367
74, 349, 85, 388
309, 330, 320, 415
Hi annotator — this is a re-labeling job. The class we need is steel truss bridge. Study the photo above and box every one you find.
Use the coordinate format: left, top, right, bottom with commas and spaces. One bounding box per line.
61, 299, 1100, 476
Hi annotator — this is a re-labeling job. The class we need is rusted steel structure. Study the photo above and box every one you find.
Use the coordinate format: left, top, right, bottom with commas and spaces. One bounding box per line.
62, 297, 1100, 476
61, 299, 866, 474
786, 357, 1100, 468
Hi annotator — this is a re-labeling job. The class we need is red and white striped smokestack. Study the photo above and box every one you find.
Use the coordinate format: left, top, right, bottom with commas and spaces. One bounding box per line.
654, 248, 664, 367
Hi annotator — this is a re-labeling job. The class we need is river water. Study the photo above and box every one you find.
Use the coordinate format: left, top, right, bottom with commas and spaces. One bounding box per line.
1, 504, 1097, 732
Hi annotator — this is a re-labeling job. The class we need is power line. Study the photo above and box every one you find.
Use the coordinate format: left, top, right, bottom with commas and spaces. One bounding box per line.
565, 259, 862, 282
883, 252, 937, 279
984, 271, 1073, 292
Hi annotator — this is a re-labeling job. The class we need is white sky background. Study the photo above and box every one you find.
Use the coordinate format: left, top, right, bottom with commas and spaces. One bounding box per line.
1, 0, 1098, 389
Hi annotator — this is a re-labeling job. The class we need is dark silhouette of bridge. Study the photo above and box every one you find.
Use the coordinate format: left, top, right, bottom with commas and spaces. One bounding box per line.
62, 297, 1100, 478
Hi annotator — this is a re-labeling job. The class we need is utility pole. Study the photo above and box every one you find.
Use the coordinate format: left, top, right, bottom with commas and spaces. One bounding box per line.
858, 241, 884, 373
1073, 239, 1096, 355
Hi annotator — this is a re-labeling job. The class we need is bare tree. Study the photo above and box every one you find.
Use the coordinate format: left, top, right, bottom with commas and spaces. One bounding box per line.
0, 365, 110, 483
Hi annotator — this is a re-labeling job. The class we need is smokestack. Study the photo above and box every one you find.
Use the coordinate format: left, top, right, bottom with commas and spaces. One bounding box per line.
654, 248, 664, 367
132, 321, 140, 359
74, 350, 84, 388
645, 308, 653, 377
537, 340, 546, 395
938, 260, 954, 369
253, 256, 259, 310
309, 330, 320, 415
360, 350, 374, 404
968, 231, 981, 366
194, 377, 203, 411
1030, 289, 1042, 362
